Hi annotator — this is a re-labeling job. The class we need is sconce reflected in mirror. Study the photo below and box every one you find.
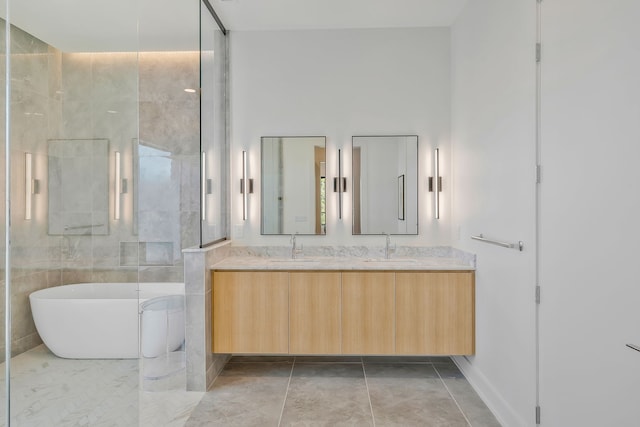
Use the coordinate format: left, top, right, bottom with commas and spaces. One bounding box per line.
428, 148, 442, 219
333, 149, 347, 219
114, 151, 121, 220
201, 151, 214, 221
114, 151, 128, 221
25, 152, 39, 220
240, 150, 253, 221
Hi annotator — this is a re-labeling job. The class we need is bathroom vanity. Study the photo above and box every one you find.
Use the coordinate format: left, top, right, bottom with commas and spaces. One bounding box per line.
211, 257, 475, 356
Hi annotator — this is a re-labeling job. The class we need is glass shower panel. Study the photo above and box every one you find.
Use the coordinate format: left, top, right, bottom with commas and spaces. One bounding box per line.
7, 0, 141, 425
0, 1, 7, 422
137, 0, 199, 415
200, 0, 228, 246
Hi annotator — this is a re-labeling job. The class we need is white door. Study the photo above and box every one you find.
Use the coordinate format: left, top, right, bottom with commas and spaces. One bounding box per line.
540, 1, 640, 425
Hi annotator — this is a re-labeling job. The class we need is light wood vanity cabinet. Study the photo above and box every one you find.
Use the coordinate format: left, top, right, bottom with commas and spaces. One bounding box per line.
342, 272, 395, 354
212, 269, 474, 356
396, 272, 475, 355
212, 271, 289, 354
289, 272, 341, 354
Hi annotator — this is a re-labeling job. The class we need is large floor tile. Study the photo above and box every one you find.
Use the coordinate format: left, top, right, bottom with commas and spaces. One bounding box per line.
280, 363, 373, 426
366, 364, 468, 427
434, 362, 465, 379
364, 363, 440, 379
185, 363, 292, 427
441, 378, 501, 427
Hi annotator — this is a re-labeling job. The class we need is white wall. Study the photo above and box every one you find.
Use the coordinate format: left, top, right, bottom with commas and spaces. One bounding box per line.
539, 1, 640, 425
451, 1, 537, 425
229, 28, 451, 246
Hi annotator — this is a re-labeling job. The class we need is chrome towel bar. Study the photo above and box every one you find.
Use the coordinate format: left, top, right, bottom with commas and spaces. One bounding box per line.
471, 234, 524, 252
64, 224, 105, 231
626, 344, 640, 353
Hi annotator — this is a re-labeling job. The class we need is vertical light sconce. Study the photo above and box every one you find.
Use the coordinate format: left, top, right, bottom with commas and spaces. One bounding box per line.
201, 151, 207, 221
429, 148, 442, 219
25, 153, 33, 220
114, 151, 121, 220
333, 149, 347, 219
240, 150, 253, 221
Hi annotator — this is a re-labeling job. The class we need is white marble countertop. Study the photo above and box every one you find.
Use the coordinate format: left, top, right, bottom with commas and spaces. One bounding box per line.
211, 256, 474, 271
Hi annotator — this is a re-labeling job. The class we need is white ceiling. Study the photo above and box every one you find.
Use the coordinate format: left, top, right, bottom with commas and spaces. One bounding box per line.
4, 0, 467, 52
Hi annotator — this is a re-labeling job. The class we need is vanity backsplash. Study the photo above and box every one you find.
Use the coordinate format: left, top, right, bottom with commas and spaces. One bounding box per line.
222, 245, 476, 268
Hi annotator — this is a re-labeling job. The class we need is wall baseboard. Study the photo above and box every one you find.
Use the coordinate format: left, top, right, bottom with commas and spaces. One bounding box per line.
452, 356, 527, 427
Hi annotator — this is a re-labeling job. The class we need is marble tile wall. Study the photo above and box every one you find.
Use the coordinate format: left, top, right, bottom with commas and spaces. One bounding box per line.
138, 51, 201, 283
0, 22, 65, 360
51, 50, 200, 284
57, 51, 139, 278
183, 241, 231, 391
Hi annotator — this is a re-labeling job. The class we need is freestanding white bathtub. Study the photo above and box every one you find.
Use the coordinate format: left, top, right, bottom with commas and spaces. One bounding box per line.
29, 282, 185, 359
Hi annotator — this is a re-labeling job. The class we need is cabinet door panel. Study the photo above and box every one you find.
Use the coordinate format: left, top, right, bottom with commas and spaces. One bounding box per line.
396, 272, 475, 355
342, 272, 395, 354
212, 271, 289, 353
289, 272, 341, 354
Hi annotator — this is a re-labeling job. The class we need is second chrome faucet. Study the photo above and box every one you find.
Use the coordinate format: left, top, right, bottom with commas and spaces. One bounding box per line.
291, 233, 303, 259
384, 232, 396, 259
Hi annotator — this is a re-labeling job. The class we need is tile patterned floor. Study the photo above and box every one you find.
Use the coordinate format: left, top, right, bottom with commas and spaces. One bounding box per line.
0, 345, 203, 427
185, 356, 500, 427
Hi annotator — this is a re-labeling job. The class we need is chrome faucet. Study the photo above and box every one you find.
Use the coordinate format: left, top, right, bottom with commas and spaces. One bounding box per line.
384, 232, 395, 259
291, 233, 303, 259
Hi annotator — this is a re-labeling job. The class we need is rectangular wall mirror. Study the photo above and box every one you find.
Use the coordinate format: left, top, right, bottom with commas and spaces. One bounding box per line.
352, 135, 418, 235
48, 139, 110, 236
261, 136, 326, 235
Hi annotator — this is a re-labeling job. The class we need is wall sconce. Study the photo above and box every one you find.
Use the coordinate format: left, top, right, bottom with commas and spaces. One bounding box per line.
201, 152, 207, 221
240, 150, 253, 221
428, 148, 442, 219
333, 149, 347, 219
24, 152, 39, 220
114, 151, 127, 220
201, 152, 213, 222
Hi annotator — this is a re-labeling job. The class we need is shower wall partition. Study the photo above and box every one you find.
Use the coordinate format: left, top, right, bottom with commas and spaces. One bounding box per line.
0, 0, 228, 424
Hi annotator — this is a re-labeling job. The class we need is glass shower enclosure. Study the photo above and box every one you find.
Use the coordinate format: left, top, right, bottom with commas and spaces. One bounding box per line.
0, 0, 228, 424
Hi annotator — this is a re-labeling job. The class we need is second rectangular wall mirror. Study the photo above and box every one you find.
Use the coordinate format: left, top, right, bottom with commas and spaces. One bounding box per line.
48, 139, 110, 236
261, 136, 327, 235
352, 135, 418, 235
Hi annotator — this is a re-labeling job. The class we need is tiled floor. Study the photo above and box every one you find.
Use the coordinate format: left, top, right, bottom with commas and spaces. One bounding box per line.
185, 356, 500, 427
0, 345, 203, 427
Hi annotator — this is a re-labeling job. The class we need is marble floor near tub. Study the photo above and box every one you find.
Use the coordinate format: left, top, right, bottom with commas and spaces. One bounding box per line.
0, 345, 203, 427
185, 356, 500, 427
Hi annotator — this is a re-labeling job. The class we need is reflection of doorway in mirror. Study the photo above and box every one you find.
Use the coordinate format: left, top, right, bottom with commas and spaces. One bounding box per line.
352, 147, 362, 234
398, 174, 405, 220
315, 149, 326, 234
